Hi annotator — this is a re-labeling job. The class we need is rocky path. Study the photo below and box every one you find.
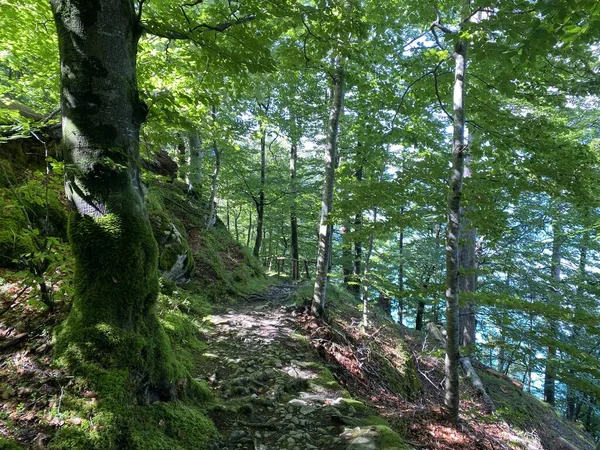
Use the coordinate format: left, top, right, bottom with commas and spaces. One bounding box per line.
196, 282, 379, 450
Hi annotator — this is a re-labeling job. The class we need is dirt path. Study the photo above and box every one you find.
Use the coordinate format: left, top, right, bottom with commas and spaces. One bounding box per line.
195, 282, 381, 450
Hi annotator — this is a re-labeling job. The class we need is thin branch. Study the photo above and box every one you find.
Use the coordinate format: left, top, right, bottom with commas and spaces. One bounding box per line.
402, 29, 429, 50
431, 7, 455, 35
433, 64, 453, 122
142, 15, 255, 41
190, 15, 254, 33
430, 28, 446, 50
301, 13, 329, 43
386, 67, 439, 135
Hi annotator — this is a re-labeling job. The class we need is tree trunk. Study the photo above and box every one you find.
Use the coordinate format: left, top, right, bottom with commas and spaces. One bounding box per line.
233, 205, 241, 242
444, 24, 468, 421
415, 300, 426, 331
544, 211, 562, 406
226, 200, 230, 231
207, 105, 220, 229
290, 142, 300, 280
361, 209, 377, 328
247, 209, 253, 248
567, 228, 588, 420
253, 123, 266, 258
186, 131, 202, 195
342, 222, 353, 288
398, 225, 404, 325
50, 0, 173, 399
458, 221, 477, 348
312, 56, 345, 317
351, 164, 363, 297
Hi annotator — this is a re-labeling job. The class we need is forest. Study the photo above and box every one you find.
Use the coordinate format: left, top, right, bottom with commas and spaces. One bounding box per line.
0, 0, 599, 449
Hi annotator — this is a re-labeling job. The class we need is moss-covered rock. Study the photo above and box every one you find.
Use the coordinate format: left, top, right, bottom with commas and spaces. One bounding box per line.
342, 424, 411, 450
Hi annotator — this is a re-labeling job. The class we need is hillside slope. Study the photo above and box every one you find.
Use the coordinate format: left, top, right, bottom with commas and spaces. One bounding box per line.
0, 139, 596, 449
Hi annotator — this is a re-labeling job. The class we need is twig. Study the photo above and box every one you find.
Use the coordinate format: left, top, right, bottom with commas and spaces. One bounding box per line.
433, 65, 453, 122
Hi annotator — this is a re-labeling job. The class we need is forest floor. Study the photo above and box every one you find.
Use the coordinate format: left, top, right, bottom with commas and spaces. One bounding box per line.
195, 279, 596, 450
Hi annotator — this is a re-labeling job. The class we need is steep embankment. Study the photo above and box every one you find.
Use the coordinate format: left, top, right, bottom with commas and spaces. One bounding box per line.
287, 284, 596, 450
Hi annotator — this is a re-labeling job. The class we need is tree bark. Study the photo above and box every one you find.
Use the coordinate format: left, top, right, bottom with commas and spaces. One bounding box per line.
187, 130, 203, 195
312, 57, 345, 317
253, 122, 266, 257
50, 0, 173, 399
342, 222, 353, 288
398, 225, 404, 325
415, 265, 434, 332
207, 105, 220, 229
444, 25, 468, 421
458, 220, 477, 348
247, 209, 253, 248
290, 142, 300, 280
544, 211, 562, 406
351, 163, 363, 297
361, 209, 377, 328
567, 228, 588, 420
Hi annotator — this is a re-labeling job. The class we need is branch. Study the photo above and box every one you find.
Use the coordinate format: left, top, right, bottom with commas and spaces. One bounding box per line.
142, 15, 255, 40
190, 15, 254, 33
433, 63, 453, 122
402, 29, 429, 50
431, 7, 455, 35
385, 68, 438, 135
430, 28, 446, 50
301, 13, 329, 42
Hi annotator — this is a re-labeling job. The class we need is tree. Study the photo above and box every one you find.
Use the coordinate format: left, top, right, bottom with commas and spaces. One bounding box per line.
443, 0, 469, 421
49, 0, 176, 397
312, 57, 345, 316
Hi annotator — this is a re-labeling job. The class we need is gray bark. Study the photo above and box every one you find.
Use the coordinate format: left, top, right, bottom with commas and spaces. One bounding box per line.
361, 209, 377, 328
458, 220, 477, 348
398, 225, 404, 325
187, 131, 203, 195
444, 27, 468, 421
312, 57, 345, 317
351, 163, 363, 297
253, 122, 266, 257
207, 106, 220, 229
290, 142, 300, 280
544, 211, 562, 406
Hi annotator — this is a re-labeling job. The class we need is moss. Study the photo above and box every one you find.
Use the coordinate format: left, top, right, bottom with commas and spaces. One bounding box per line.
128, 402, 218, 450
0, 437, 25, 450
372, 425, 411, 449
55, 207, 180, 405
368, 344, 421, 400
344, 424, 410, 450
480, 371, 540, 428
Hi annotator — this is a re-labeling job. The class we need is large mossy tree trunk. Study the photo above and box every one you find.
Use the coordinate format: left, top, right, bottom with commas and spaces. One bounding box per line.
51, 0, 175, 399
